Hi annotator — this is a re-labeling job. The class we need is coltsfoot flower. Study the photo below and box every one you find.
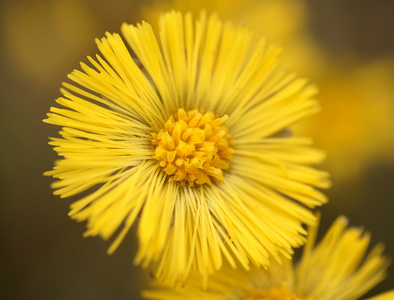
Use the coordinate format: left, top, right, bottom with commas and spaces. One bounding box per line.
44, 11, 330, 287
144, 215, 392, 299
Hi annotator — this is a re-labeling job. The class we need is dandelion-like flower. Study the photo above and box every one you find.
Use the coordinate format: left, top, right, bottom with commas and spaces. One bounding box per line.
44, 11, 330, 286
144, 215, 393, 299
295, 61, 394, 182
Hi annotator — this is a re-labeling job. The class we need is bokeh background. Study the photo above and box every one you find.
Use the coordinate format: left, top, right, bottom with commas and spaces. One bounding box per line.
1, 0, 393, 299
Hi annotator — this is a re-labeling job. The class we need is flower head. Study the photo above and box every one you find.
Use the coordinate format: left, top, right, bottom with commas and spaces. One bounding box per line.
295, 60, 394, 182
144, 215, 392, 299
44, 11, 329, 286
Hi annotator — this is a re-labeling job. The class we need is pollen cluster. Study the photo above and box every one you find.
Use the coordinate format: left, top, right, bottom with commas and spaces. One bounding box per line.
152, 108, 234, 186
249, 287, 300, 300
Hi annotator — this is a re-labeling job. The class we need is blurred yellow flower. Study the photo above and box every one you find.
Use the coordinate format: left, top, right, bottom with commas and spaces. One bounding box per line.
141, 0, 308, 39
295, 59, 394, 181
45, 11, 329, 287
139, 0, 326, 77
2, 0, 98, 86
144, 215, 392, 300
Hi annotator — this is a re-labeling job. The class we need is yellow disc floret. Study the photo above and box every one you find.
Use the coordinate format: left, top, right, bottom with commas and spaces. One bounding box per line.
152, 108, 234, 186
248, 287, 302, 300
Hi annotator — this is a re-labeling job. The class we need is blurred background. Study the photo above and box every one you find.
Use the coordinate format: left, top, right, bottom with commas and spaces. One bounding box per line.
1, 0, 393, 298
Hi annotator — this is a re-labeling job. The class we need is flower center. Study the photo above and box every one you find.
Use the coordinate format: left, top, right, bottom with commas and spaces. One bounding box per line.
152, 108, 234, 186
248, 287, 301, 300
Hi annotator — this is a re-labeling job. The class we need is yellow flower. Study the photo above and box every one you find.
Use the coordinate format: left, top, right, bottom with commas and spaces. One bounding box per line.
295, 60, 394, 182
143, 215, 392, 300
2, 0, 99, 87
44, 11, 329, 287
